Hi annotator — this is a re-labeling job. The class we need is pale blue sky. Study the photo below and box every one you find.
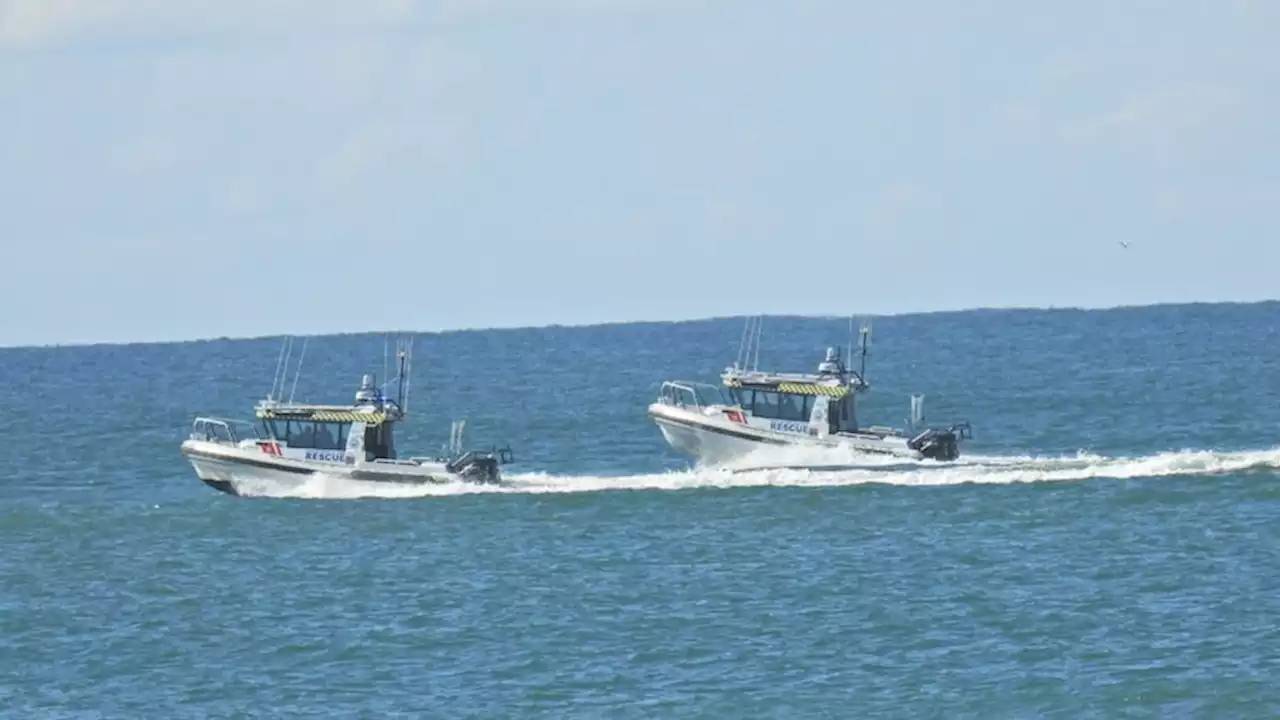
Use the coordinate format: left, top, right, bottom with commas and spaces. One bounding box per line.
1, 0, 1276, 346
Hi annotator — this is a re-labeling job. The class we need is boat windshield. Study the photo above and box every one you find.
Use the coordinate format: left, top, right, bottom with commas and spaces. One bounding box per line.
262, 419, 350, 450
191, 417, 258, 445
659, 382, 733, 410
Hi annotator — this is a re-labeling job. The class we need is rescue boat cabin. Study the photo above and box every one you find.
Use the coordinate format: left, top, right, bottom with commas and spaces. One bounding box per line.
251, 374, 403, 464
718, 347, 871, 438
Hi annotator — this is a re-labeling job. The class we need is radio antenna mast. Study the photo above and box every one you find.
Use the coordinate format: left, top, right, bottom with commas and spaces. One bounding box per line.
288, 336, 308, 403
846, 316, 854, 372
858, 319, 872, 380
394, 336, 414, 413
269, 335, 294, 402
736, 317, 752, 370
753, 316, 763, 371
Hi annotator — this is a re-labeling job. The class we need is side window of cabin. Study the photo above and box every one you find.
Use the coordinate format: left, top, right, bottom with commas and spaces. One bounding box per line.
750, 390, 781, 420
286, 420, 318, 448
777, 394, 811, 422
310, 423, 342, 450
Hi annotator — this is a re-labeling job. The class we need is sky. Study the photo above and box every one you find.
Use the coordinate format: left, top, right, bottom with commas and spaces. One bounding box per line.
1, 0, 1276, 346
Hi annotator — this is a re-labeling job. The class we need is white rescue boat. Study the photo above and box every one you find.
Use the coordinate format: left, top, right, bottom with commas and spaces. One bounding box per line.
648, 318, 971, 466
180, 336, 512, 496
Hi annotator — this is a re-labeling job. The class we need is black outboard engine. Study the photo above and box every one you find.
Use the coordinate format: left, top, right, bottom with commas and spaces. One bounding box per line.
447, 453, 502, 484
907, 428, 961, 461
445, 446, 514, 485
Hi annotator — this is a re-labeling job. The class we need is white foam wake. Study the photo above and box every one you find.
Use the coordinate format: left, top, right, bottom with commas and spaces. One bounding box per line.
236, 446, 1280, 500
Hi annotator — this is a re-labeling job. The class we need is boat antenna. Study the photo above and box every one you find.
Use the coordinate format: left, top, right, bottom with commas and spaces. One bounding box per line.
404, 336, 414, 413
269, 335, 293, 402
396, 350, 406, 409
846, 315, 854, 376
268, 337, 283, 401
736, 316, 752, 370
858, 319, 872, 380
383, 334, 389, 397
288, 336, 309, 403
394, 335, 414, 413
747, 315, 757, 368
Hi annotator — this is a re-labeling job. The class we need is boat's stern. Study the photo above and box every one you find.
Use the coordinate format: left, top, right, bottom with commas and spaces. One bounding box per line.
907, 422, 973, 461
432, 419, 514, 485
444, 448, 512, 485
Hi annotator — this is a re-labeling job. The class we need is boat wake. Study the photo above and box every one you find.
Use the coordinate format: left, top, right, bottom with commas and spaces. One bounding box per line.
231, 445, 1280, 500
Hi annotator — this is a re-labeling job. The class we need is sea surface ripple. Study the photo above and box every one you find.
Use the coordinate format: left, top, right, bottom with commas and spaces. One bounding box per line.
2, 303, 1279, 716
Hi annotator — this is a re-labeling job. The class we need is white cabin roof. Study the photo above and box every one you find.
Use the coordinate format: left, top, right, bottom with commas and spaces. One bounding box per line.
721, 368, 862, 398
254, 400, 400, 425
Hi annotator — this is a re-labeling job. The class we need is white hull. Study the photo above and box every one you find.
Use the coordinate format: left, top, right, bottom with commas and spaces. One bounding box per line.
181, 440, 471, 496
648, 403, 924, 465
185, 451, 317, 495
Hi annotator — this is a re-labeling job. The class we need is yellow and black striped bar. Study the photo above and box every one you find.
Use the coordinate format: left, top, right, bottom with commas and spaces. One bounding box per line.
775, 382, 848, 397
255, 409, 389, 424
724, 378, 849, 397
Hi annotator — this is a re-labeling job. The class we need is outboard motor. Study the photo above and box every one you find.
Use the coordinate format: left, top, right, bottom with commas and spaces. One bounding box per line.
908, 428, 961, 461
446, 452, 502, 484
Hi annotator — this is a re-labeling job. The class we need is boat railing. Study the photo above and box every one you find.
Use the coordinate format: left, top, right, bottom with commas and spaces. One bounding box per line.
658, 381, 733, 410
190, 416, 260, 445
371, 458, 420, 467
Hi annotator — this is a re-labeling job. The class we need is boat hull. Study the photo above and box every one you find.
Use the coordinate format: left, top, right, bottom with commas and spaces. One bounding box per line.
648, 403, 929, 465
183, 448, 315, 496
180, 440, 482, 497
651, 410, 789, 465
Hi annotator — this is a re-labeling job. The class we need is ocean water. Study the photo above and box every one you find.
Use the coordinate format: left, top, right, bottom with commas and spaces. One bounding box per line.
2, 302, 1280, 717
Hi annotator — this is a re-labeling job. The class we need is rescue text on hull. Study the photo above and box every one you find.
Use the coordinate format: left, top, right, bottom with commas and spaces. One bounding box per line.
647, 317, 972, 467
180, 335, 513, 496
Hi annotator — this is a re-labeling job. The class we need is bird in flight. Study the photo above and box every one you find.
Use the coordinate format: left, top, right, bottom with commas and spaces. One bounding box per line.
1118, 240, 1130, 249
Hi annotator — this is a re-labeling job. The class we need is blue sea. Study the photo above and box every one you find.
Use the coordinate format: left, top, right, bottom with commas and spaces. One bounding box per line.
3, 302, 1279, 717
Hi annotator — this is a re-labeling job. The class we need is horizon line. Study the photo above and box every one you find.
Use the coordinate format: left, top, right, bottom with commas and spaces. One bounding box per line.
3, 298, 1277, 351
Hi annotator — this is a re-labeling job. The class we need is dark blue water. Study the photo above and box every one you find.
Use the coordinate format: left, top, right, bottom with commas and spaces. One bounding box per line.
3, 302, 1280, 717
